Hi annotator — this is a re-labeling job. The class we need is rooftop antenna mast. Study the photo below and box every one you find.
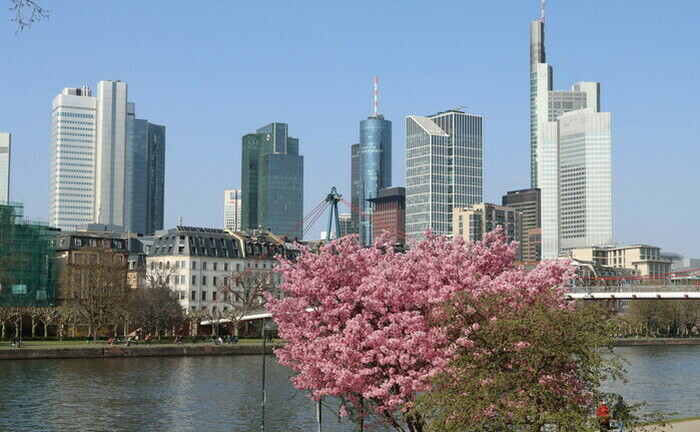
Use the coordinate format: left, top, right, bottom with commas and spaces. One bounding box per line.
373, 76, 378, 116
541, 0, 545, 23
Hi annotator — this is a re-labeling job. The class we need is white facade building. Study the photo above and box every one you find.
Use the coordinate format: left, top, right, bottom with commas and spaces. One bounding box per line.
405, 110, 483, 238
223, 189, 242, 231
530, 17, 612, 259
146, 227, 291, 314
50, 86, 98, 230
0, 133, 10, 203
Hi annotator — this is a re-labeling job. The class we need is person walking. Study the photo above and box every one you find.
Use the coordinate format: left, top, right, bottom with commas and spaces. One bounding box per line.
613, 395, 628, 432
597, 400, 611, 431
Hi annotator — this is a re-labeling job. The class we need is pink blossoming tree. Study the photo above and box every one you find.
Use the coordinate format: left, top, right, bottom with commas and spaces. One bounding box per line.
266, 229, 631, 431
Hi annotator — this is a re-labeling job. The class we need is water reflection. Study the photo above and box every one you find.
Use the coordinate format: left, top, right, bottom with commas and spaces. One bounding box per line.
0, 345, 697, 431
605, 345, 700, 418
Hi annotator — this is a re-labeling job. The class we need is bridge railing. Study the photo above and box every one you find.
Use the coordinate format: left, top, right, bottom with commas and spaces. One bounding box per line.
566, 285, 700, 294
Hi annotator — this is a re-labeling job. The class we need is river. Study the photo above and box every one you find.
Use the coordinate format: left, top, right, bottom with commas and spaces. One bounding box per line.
0, 345, 697, 431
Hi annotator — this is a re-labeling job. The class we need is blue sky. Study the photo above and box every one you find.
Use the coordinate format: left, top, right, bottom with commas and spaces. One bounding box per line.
1, 0, 699, 256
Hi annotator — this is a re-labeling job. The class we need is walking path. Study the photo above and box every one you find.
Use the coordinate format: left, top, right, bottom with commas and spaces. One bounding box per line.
644, 418, 700, 431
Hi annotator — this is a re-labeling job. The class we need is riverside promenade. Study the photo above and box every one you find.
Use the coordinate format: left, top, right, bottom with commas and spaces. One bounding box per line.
0, 340, 278, 360
645, 418, 700, 431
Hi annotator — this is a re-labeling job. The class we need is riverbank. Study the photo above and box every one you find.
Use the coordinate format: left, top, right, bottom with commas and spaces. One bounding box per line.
614, 338, 700, 347
644, 417, 700, 431
0, 342, 279, 360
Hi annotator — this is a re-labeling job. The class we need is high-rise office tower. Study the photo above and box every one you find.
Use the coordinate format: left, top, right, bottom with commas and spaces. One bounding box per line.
556, 109, 612, 253
502, 188, 541, 261
368, 187, 405, 245
0, 133, 10, 204
125, 114, 166, 235
51, 85, 98, 230
405, 109, 483, 238
241, 122, 303, 239
355, 77, 392, 245
94, 80, 128, 227
224, 189, 242, 231
529, 3, 612, 258
350, 143, 361, 235
50, 81, 164, 232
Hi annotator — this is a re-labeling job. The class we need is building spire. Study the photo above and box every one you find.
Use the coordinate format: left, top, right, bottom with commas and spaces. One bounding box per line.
541, 0, 546, 23
373, 76, 378, 116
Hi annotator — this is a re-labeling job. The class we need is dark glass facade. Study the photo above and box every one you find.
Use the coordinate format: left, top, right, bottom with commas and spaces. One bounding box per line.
350, 143, 360, 235
125, 118, 165, 235
241, 123, 303, 239
358, 116, 392, 244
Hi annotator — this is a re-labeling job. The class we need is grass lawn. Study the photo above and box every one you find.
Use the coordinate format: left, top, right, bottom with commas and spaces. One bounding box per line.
0, 339, 279, 349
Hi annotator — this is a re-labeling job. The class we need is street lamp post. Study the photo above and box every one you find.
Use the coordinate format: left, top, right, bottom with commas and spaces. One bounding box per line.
261, 317, 267, 432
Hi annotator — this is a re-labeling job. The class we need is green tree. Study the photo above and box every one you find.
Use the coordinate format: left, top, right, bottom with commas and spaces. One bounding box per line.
418, 299, 663, 432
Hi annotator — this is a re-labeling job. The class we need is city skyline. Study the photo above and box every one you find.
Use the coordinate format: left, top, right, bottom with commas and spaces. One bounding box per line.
1, 1, 699, 254
49, 81, 164, 234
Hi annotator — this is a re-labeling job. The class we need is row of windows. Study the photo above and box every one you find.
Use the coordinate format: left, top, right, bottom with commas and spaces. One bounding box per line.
55, 111, 95, 119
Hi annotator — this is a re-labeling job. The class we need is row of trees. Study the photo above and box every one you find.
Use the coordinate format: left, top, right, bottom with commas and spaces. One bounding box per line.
626, 300, 700, 337
0, 246, 277, 341
267, 231, 665, 432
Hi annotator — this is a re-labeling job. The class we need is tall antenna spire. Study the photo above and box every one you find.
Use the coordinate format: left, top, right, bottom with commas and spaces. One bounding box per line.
541, 0, 545, 23
373, 76, 378, 116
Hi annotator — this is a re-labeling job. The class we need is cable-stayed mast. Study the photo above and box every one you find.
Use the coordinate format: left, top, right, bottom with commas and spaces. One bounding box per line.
373, 76, 378, 116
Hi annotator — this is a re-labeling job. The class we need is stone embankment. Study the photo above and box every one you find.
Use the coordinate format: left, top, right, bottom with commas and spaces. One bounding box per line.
0, 344, 278, 360
614, 338, 700, 347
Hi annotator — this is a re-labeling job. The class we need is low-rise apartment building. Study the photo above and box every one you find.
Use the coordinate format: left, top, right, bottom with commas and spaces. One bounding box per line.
146, 227, 294, 314
569, 244, 672, 277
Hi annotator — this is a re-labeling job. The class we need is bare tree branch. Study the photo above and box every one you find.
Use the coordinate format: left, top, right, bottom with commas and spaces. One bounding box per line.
10, 0, 50, 33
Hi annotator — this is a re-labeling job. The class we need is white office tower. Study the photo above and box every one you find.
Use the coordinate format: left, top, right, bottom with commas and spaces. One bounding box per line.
0, 133, 10, 203
530, 11, 612, 259
224, 189, 242, 230
95, 81, 128, 227
405, 110, 483, 238
50, 81, 143, 232
50, 86, 98, 230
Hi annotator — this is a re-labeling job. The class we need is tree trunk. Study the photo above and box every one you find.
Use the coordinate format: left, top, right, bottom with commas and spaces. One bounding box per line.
44, 321, 49, 338
358, 397, 364, 432
31, 316, 38, 338
1, 321, 5, 338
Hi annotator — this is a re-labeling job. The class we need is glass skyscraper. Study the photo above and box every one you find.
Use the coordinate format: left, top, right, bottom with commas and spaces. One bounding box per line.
530, 13, 612, 259
350, 143, 361, 236
124, 117, 165, 235
405, 110, 483, 239
358, 115, 391, 244
241, 122, 303, 239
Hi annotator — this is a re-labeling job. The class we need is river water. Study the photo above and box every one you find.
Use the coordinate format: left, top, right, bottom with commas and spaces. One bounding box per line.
0, 345, 697, 431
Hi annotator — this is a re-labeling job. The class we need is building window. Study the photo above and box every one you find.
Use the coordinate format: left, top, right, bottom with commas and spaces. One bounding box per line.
224, 263, 229, 271
202, 276, 207, 286
213, 277, 218, 286
202, 262, 207, 270
213, 262, 218, 271
191, 275, 197, 285
191, 291, 196, 300
201, 291, 207, 301
192, 261, 197, 270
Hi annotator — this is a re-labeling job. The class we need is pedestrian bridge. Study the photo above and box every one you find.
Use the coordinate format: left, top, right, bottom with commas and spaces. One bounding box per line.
221, 286, 700, 326
565, 285, 700, 300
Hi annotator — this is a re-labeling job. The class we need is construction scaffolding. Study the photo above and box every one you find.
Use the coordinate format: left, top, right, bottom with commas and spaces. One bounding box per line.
0, 202, 57, 307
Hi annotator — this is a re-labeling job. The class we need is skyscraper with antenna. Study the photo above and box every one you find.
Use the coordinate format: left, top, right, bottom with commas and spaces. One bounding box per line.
529, 0, 613, 259
352, 76, 392, 245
